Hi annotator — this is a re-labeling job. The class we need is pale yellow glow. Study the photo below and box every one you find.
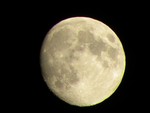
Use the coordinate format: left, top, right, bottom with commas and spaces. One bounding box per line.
40, 17, 126, 107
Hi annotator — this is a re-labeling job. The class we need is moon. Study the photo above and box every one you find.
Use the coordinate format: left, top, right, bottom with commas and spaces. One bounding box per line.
40, 17, 126, 107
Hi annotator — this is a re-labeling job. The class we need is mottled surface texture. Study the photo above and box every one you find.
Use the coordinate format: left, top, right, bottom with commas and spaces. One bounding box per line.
41, 17, 126, 107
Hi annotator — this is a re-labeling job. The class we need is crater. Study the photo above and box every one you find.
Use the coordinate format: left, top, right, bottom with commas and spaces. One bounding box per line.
76, 44, 85, 52
78, 30, 94, 44
65, 49, 79, 62
68, 66, 80, 84
55, 80, 64, 89
49, 28, 73, 52
108, 47, 118, 60
102, 60, 109, 68
56, 65, 79, 87
107, 33, 115, 43
89, 38, 108, 56
48, 63, 64, 79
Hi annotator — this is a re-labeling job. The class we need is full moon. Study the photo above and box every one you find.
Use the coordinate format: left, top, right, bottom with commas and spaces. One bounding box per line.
40, 17, 126, 107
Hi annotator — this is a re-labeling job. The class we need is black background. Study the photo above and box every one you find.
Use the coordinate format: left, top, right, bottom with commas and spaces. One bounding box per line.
4, 1, 149, 112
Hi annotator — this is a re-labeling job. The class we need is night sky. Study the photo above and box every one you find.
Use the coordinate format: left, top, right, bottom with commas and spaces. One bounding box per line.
5, 2, 148, 112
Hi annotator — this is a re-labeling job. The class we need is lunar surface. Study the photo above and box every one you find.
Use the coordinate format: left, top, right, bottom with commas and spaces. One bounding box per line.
40, 17, 126, 107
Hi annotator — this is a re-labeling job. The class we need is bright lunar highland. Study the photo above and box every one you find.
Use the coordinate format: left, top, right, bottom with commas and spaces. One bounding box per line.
40, 17, 126, 107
